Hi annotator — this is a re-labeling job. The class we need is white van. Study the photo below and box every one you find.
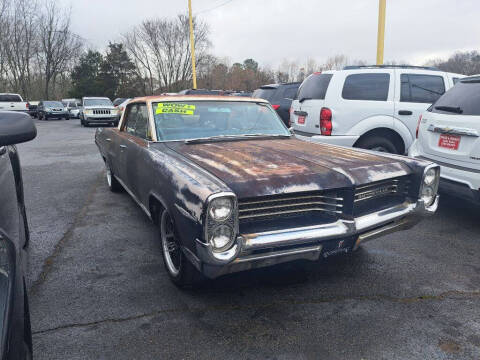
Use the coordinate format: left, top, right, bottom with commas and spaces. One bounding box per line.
291, 66, 464, 154
409, 75, 480, 203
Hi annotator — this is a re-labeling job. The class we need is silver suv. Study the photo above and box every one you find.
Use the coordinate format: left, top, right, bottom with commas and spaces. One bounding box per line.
291, 65, 464, 154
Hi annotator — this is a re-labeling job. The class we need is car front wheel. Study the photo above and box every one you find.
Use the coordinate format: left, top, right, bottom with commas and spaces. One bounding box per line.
105, 161, 122, 192
356, 136, 400, 154
159, 210, 204, 288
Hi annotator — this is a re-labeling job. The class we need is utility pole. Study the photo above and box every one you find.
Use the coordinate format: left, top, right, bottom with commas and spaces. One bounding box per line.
376, 0, 386, 65
188, 0, 197, 89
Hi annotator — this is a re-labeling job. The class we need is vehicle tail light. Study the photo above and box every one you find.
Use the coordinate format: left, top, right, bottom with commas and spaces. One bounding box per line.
320, 107, 332, 135
26, 103, 29, 109
416, 115, 422, 139
272, 104, 280, 110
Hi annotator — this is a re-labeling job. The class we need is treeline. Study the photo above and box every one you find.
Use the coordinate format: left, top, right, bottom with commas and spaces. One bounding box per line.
0, 0, 82, 100
2, 1, 480, 101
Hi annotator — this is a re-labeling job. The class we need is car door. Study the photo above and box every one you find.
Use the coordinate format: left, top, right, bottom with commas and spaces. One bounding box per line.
0, 146, 21, 348
394, 70, 448, 139
126, 103, 153, 202
333, 70, 394, 135
113, 103, 138, 187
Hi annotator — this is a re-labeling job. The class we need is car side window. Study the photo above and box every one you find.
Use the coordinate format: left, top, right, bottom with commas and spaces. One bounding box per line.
134, 103, 151, 140
342, 73, 390, 101
123, 104, 138, 135
400, 74, 445, 103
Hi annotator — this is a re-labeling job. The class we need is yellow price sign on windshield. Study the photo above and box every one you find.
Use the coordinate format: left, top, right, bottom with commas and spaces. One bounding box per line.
155, 103, 196, 115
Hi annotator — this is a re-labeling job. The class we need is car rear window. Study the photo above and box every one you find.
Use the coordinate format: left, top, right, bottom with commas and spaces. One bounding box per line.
297, 74, 332, 101
400, 74, 445, 103
432, 80, 480, 116
342, 73, 390, 101
252, 88, 277, 102
0, 94, 22, 102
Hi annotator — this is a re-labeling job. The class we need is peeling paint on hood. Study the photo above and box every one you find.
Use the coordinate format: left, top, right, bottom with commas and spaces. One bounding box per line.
165, 138, 412, 199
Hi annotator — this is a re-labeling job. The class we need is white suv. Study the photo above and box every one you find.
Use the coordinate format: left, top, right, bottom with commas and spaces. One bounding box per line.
409, 75, 480, 203
291, 66, 464, 154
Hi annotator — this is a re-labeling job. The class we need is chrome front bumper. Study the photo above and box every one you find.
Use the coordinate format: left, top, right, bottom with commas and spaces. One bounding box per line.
193, 197, 439, 278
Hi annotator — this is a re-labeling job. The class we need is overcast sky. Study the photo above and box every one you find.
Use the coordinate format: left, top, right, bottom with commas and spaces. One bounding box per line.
60, 0, 480, 69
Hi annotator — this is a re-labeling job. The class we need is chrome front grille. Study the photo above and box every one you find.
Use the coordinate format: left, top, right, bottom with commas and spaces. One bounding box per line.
93, 109, 111, 115
354, 176, 411, 216
238, 191, 343, 221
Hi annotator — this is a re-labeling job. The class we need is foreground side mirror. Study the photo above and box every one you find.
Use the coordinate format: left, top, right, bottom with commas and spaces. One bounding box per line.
0, 111, 37, 146
288, 127, 294, 135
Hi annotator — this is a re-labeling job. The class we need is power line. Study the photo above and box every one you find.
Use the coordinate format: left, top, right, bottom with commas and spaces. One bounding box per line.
195, 0, 235, 15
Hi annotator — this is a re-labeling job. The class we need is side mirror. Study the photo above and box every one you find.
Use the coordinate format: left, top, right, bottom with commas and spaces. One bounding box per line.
0, 112, 37, 146
288, 127, 294, 135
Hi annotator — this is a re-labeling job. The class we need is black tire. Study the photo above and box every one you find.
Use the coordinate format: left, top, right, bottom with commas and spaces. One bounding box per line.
158, 210, 204, 288
105, 161, 122, 192
355, 136, 400, 154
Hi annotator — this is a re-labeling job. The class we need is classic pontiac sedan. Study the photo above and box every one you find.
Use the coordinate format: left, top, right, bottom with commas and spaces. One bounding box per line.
95, 96, 440, 287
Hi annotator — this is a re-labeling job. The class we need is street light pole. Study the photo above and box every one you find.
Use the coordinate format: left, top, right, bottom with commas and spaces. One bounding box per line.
376, 0, 386, 65
188, 0, 197, 89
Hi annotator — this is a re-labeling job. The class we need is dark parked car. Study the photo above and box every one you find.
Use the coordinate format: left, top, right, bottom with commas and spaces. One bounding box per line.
26, 102, 39, 118
95, 96, 439, 287
37, 101, 69, 120
0, 112, 36, 360
252, 82, 300, 126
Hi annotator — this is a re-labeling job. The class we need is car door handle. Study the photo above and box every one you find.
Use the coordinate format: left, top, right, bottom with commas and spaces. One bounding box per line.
106, 138, 112, 142
120, 144, 127, 149
398, 110, 413, 115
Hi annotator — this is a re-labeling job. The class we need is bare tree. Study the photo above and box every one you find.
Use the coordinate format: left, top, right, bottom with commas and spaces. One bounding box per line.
1, 0, 39, 98
38, 0, 82, 98
123, 14, 210, 92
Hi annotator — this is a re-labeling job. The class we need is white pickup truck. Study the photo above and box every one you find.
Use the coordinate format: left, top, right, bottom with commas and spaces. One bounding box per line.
0, 93, 29, 113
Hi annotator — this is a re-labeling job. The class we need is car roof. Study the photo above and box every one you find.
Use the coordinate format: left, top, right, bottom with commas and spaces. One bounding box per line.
129, 95, 269, 104
460, 75, 480, 82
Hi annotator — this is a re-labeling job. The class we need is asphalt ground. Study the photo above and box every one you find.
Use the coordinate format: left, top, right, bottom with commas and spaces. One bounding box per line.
17, 118, 480, 360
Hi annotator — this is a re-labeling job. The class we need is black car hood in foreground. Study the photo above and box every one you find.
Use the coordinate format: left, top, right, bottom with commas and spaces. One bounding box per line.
166, 138, 412, 199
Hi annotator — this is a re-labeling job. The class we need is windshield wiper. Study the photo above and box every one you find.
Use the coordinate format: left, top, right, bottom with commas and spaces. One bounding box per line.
434, 105, 463, 114
184, 133, 291, 144
299, 97, 312, 103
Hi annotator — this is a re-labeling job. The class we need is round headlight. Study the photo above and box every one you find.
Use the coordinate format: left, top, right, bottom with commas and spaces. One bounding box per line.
208, 197, 233, 221
421, 186, 435, 206
424, 168, 437, 185
209, 225, 233, 251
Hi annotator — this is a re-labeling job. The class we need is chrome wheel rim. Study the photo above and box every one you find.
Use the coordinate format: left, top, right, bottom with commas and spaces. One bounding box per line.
106, 163, 112, 187
161, 211, 181, 276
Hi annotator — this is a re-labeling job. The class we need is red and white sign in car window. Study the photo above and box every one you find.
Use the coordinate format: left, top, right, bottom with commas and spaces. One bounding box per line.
297, 115, 305, 125
438, 134, 461, 150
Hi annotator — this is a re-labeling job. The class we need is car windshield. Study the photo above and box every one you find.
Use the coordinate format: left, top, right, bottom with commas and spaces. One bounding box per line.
84, 99, 112, 106
152, 101, 290, 141
44, 101, 63, 107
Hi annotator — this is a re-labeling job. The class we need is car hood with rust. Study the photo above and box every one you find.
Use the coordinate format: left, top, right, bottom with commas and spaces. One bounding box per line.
164, 138, 413, 199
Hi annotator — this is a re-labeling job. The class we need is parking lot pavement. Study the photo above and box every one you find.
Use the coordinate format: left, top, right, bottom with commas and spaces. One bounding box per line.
18, 120, 480, 359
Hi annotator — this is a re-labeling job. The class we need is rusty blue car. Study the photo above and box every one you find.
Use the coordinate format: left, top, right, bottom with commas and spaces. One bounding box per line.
95, 95, 440, 287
